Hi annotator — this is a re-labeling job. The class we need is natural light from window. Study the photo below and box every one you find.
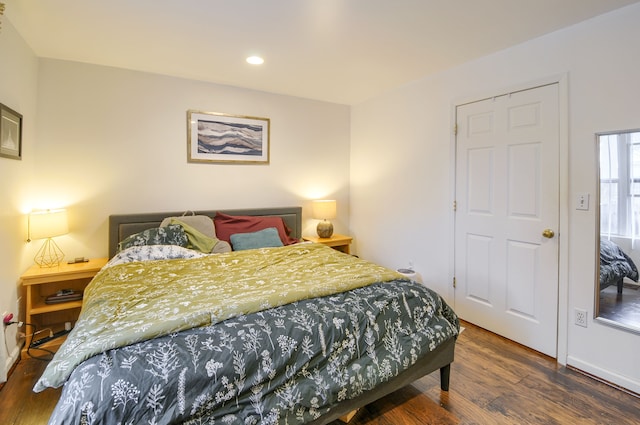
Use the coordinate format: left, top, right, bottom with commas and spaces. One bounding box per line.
600, 130, 640, 239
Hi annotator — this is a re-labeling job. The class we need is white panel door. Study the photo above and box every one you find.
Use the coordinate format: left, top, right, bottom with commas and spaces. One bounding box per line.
454, 84, 559, 357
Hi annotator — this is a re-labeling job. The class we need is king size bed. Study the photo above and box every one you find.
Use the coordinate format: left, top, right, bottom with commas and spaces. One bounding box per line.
35, 207, 459, 425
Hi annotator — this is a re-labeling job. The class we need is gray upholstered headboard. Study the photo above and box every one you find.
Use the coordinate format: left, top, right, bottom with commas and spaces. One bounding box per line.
109, 207, 302, 258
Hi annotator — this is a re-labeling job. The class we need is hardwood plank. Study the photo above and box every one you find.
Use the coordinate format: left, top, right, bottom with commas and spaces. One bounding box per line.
336, 321, 640, 425
343, 385, 459, 425
2, 320, 639, 424
0, 355, 61, 425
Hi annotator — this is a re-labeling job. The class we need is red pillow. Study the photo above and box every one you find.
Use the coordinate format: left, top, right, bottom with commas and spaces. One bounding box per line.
214, 212, 298, 246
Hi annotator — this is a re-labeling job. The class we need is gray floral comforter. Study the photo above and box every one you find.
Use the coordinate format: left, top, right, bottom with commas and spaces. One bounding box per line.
48, 247, 459, 425
37, 243, 407, 392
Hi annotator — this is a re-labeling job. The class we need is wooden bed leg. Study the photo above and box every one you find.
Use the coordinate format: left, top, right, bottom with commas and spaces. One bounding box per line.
440, 364, 451, 391
339, 409, 359, 423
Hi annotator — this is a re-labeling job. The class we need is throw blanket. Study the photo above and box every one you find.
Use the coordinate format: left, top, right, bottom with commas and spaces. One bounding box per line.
35, 243, 405, 391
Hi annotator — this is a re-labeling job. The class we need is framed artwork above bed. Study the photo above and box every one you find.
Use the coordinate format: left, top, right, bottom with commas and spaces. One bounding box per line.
187, 110, 270, 164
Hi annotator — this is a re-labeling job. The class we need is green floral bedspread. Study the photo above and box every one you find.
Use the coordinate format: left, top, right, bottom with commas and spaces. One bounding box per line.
35, 243, 405, 391
47, 276, 459, 425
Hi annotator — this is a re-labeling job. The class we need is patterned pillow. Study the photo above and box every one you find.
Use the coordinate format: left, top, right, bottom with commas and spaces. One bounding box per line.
107, 245, 207, 267
117, 224, 189, 252
230, 227, 284, 251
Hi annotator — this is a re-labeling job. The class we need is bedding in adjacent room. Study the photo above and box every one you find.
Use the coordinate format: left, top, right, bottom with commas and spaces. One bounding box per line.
600, 238, 639, 291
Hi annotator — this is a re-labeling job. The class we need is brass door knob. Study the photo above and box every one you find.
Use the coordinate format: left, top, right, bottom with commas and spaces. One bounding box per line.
542, 229, 555, 239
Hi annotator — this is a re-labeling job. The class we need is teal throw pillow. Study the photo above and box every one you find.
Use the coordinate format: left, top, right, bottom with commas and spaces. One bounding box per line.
230, 227, 284, 251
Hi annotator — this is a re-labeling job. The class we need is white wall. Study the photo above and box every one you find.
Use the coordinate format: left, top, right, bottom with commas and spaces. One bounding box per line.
0, 29, 351, 381
0, 19, 38, 382
33, 59, 351, 260
351, 3, 640, 393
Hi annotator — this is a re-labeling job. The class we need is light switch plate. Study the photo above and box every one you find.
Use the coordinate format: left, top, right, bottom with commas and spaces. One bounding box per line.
576, 193, 590, 211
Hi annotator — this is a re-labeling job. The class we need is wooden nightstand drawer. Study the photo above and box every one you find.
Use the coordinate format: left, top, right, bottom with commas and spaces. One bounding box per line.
302, 234, 352, 254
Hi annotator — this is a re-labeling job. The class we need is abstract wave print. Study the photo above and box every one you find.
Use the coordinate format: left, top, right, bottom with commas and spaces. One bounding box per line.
197, 119, 263, 156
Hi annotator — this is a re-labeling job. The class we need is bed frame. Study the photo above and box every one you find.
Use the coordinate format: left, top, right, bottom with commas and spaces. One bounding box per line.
310, 340, 454, 424
107, 206, 455, 424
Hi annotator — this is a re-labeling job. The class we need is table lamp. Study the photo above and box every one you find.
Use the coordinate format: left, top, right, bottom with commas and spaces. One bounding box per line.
312, 200, 337, 238
28, 209, 69, 267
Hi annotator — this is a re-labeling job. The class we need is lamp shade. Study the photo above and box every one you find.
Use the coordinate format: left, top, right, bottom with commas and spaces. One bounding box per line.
312, 200, 337, 220
29, 209, 69, 240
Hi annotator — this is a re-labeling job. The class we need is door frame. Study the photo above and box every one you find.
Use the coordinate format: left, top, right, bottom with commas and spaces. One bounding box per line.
449, 73, 569, 364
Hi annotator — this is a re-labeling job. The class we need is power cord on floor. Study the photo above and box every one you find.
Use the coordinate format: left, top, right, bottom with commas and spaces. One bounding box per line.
4, 319, 56, 361
24, 323, 57, 361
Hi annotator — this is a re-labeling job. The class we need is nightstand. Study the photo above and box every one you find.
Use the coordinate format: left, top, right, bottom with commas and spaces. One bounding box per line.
302, 234, 353, 254
21, 258, 107, 351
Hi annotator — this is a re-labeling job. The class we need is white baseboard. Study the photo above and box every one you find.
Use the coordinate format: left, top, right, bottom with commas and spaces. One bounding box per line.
567, 355, 640, 395
1, 329, 24, 383
0, 334, 7, 383
1, 342, 22, 383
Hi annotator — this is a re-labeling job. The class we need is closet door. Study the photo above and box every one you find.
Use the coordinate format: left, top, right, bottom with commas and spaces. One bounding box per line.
454, 83, 560, 357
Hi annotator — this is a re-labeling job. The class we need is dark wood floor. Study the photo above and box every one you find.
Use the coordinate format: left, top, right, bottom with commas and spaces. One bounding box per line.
599, 282, 640, 329
1, 321, 638, 424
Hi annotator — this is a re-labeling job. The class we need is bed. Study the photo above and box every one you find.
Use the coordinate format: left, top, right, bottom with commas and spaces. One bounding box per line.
600, 238, 639, 294
36, 207, 459, 425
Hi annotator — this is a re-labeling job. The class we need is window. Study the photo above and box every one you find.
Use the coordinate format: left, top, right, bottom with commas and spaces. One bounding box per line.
600, 130, 640, 238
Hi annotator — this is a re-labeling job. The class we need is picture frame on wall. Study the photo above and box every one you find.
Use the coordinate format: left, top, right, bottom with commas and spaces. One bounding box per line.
0, 103, 22, 160
187, 110, 270, 164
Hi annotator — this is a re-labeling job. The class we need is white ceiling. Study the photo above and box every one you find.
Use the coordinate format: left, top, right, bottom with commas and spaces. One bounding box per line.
5, 0, 640, 105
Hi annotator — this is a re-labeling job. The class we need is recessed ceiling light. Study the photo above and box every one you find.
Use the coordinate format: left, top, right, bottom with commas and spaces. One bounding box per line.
246, 56, 264, 65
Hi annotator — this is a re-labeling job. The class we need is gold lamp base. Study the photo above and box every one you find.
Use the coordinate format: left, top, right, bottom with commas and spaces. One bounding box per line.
34, 238, 65, 267
317, 220, 334, 238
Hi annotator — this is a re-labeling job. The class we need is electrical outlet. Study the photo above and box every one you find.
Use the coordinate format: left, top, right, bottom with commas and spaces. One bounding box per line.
575, 308, 588, 327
